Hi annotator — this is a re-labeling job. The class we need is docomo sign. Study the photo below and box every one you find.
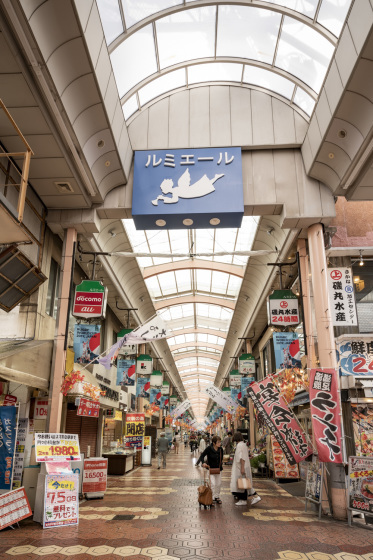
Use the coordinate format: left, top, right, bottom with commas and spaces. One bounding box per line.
73, 280, 107, 319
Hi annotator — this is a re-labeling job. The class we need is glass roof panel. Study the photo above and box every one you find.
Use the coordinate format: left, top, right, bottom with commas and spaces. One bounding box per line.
138, 69, 186, 105
317, 0, 352, 37
145, 276, 162, 298
196, 269, 212, 293
96, 0, 124, 45
275, 17, 334, 93
264, 0, 318, 18
156, 6, 216, 69
211, 271, 229, 295
227, 275, 242, 297
121, 0, 182, 28
188, 63, 243, 84
243, 66, 295, 100
110, 24, 157, 96
217, 5, 281, 65
293, 87, 316, 116
122, 94, 138, 120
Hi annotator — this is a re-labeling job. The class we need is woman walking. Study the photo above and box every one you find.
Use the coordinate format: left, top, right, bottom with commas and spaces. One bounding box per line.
230, 432, 261, 506
196, 435, 223, 505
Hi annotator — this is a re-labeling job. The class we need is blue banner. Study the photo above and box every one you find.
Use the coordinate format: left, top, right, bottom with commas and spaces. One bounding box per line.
231, 387, 242, 404
117, 358, 136, 386
160, 396, 169, 410
0, 406, 17, 490
273, 332, 302, 371
241, 376, 255, 400
136, 377, 150, 399
73, 324, 101, 364
149, 388, 161, 405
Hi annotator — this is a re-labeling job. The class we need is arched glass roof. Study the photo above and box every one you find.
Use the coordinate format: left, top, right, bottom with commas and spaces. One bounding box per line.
97, 0, 352, 120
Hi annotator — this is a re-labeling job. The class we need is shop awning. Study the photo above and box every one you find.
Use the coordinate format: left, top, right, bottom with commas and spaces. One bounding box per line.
0, 338, 52, 389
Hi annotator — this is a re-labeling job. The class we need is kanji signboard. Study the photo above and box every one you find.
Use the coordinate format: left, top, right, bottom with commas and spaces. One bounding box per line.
348, 456, 373, 514
43, 473, 79, 528
125, 413, 145, 437
77, 398, 100, 418
82, 458, 107, 493
268, 290, 300, 326
0, 405, 17, 491
73, 280, 107, 319
327, 268, 357, 326
35, 434, 80, 462
247, 377, 312, 465
309, 368, 343, 463
337, 336, 373, 377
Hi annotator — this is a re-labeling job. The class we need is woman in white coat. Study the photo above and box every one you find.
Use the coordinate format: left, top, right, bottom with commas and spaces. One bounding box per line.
230, 432, 261, 507
199, 436, 207, 453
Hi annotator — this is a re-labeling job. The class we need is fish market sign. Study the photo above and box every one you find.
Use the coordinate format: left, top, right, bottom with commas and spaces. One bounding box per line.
268, 290, 300, 326
132, 148, 244, 230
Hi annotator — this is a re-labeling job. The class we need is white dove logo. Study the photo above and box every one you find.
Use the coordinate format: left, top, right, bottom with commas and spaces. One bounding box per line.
151, 168, 224, 206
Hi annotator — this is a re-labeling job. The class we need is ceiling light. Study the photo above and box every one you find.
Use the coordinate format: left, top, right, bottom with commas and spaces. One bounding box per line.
359, 250, 364, 266
183, 218, 193, 226
328, 153, 334, 159
97, 140, 105, 148
338, 129, 347, 139
156, 219, 166, 227
353, 276, 360, 284
105, 160, 111, 166
210, 218, 220, 226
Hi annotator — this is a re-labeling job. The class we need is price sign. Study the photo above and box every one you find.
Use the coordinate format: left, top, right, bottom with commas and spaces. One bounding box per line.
0, 487, 32, 531
34, 398, 49, 420
82, 458, 108, 493
43, 474, 79, 528
35, 434, 80, 462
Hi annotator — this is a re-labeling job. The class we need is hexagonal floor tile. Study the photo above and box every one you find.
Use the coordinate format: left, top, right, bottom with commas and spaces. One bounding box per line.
86, 545, 115, 556
60, 545, 89, 556
141, 547, 168, 557
114, 546, 142, 557
306, 554, 335, 560
334, 555, 364, 560
278, 552, 308, 560
6, 546, 37, 556
33, 545, 63, 556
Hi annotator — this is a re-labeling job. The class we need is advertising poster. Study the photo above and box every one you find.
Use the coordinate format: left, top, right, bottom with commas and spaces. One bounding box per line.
34, 397, 49, 420
82, 458, 108, 493
35, 433, 80, 462
77, 398, 100, 418
204, 384, 238, 412
337, 337, 373, 376
44, 473, 79, 528
12, 418, 28, 489
73, 324, 101, 364
116, 358, 136, 386
0, 487, 32, 530
273, 332, 302, 371
230, 386, 242, 404
136, 377, 150, 398
124, 436, 143, 449
0, 405, 17, 491
309, 368, 343, 463
327, 267, 357, 326
271, 436, 299, 479
159, 396, 169, 410
305, 455, 323, 502
348, 456, 373, 513
149, 388, 161, 405
247, 378, 312, 465
125, 413, 145, 437
241, 376, 255, 399
351, 403, 373, 456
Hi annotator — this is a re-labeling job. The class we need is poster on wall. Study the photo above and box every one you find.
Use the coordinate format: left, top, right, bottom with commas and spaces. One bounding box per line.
0, 405, 17, 491
116, 358, 136, 386
309, 368, 343, 463
351, 403, 373, 456
136, 377, 150, 399
327, 267, 357, 326
73, 324, 101, 364
337, 336, 373, 376
348, 456, 373, 514
43, 473, 79, 528
35, 434, 80, 462
273, 332, 302, 371
12, 418, 28, 489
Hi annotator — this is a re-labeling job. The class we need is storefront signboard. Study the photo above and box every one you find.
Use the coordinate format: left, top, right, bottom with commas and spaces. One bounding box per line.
268, 290, 300, 326
82, 458, 108, 493
116, 358, 136, 386
35, 434, 80, 462
43, 473, 79, 528
73, 324, 101, 364
73, 280, 107, 319
117, 329, 137, 356
136, 377, 150, 398
348, 456, 373, 514
0, 487, 32, 530
229, 370, 241, 387
136, 354, 153, 375
0, 395, 17, 406
273, 332, 302, 371
34, 397, 49, 419
125, 436, 143, 449
125, 413, 145, 438
12, 418, 28, 489
247, 377, 312, 465
132, 147, 244, 230
327, 267, 357, 326
77, 398, 100, 417
351, 402, 373, 456
309, 368, 343, 463
0, 405, 17, 490
161, 381, 170, 395
239, 354, 255, 375
204, 383, 238, 412
337, 335, 373, 377
305, 455, 323, 502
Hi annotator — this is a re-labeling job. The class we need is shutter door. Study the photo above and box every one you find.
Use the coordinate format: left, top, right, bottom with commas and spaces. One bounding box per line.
65, 408, 82, 438
80, 416, 98, 457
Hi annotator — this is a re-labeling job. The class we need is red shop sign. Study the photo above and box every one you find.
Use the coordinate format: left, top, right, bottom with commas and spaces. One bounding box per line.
77, 398, 100, 417
82, 458, 107, 493
73, 280, 107, 319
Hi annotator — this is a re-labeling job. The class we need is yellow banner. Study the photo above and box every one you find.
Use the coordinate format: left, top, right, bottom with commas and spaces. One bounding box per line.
47, 479, 75, 491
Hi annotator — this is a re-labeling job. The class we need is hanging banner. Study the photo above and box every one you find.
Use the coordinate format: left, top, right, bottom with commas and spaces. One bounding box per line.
337, 336, 373, 377
229, 370, 241, 387
161, 381, 170, 395
327, 267, 357, 326
230, 386, 242, 404
73, 324, 101, 364
127, 315, 168, 343
82, 458, 108, 494
0, 405, 17, 491
0, 487, 32, 531
116, 358, 136, 386
169, 396, 178, 407
273, 332, 302, 371
171, 400, 191, 418
125, 413, 145, 438
117, 329, 137, 356
150, 371, 163, 387
241, 376, 254, 400
239, 354, 255, 375
77, 398, 100, 417
268, 289, 300, 326
44, 473, 79, 528
247, 377, 312, 465
204, 383, 238, 412
348, 456, 373, 514
136, 377, 150, 398
159, 396, 169, 409
136, 354, 153, 375
149, 388, 161, 405
351, 403, 373, 456
35, 434, 80, 462
13, 418, 28, 489
309, 368, 343, 463
73, 280, 107, 319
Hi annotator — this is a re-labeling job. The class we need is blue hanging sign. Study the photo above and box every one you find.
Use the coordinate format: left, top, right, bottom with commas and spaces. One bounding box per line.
132, 148, 244, 230
0, 406, 17, 490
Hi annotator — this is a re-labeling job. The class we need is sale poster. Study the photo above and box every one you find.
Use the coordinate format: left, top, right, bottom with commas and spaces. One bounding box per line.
73, 324, 101, 364
82, 458, 107, 493
34, 397, 49, 420
44, 473, 79, 528
351, 403, 373, 456
35, 433, 80, 462
125, 413, 145, 437
0, 487, 32, 531
12, 418, 28, 489
348, 456, 373, 514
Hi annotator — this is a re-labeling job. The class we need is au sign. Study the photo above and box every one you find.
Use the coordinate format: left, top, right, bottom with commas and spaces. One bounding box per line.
73, 280, 107, 319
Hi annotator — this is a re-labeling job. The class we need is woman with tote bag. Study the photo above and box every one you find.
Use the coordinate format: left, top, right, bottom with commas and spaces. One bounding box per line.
230, 432, 261, 507
196, 435, 223, 504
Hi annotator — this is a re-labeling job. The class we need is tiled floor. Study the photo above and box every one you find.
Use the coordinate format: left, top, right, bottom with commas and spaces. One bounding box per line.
1, 447, 373, 559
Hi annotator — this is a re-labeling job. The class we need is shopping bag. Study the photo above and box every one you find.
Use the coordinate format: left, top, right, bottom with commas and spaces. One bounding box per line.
198, 470, 213, 506
237, 477, 252, 490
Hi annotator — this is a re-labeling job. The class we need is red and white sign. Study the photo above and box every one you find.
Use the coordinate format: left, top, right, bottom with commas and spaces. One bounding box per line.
310, 368, 343, 463
34, 398, 49, 419
77, 398, 100, 418
327, 267, 357, 326
0, 487, 32, 531
44, 473, 79, 528
1, 395, 17, 406
268, 290, 300, 326
72, 280, 107, 319
82, 458, 108, 493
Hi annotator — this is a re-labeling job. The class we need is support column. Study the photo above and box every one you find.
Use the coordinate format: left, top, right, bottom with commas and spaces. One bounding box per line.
246, 339, 256, 450
307, 223, 347, 520
297, 239, 317, 369
47, 227, 77, 432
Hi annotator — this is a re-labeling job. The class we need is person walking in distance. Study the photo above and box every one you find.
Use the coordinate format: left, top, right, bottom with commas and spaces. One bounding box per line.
173, 431, 181, 454
157, 432, 169, 469
230, 432, 261, 506
196, 435, 224, 505
222, 431, 233, 455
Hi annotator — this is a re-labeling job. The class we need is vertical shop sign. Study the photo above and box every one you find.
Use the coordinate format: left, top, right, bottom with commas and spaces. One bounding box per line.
12, 418, 28, 489
348, 456, 373, 514
248, 377, 312, 465
229, 370, 241, 387
125, 413, 145, 437
117, 358, 136, 386
44, 473, 79, 528
273, 332, 302, 371
239, 354, 255, 375
268, 290, 300, 326
161, 381, 170, 395
82, 458, 108, 493
136, 354, 153, 375
0, 406, 17, 491
309, 368, 343, 463
327, 268, 357, 326
117, 328, 137, 356
34, 398, 49, 419
136, 377, 150, 398
73, 324, 101, 364
337, 336, 373, 376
